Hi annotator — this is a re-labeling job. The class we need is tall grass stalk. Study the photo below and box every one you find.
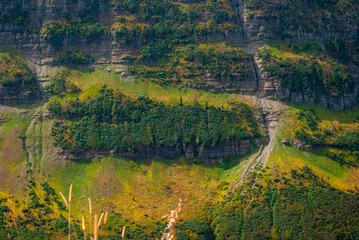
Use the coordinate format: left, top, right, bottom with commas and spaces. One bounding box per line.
60, 184, 73, 240
82, 216, 86, 240
122, 226, 126, 240
94, 214, 98, 240
161, 199, 182, 240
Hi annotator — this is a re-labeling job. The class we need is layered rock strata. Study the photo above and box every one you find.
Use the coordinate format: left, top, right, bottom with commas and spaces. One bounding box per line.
62, 138, 266, 164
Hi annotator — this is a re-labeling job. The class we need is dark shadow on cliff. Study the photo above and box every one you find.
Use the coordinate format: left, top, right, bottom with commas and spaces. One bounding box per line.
68, 144, 262, 171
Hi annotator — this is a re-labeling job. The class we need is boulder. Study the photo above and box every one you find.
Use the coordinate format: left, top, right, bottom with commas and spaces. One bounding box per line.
293, 140, 306, 151
282, 139, 291, 145
306, 145, 321, 151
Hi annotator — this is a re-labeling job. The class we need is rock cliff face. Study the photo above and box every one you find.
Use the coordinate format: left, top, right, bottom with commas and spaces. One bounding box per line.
243, 14, 359, 43
184, 62, 258, 94
237, 0, 359, 43
0, 84, 41, 104
254, 55, 359, 111
0, 0, 114, 30
1, 0, 358, 109
64, 138, 265, 164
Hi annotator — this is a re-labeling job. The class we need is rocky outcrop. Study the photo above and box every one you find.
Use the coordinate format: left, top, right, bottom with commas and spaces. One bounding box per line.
243, 15, 359, 43
1, 0, 358, 109
292, 140, 321, 152
184, 67, 257, 94
0, 84, 41, 104
197, 139, 262, 164
0, 0, 114, 31
254, 55, 359, 111
0, 0, 134, 83
238, 0, 359, 43
63, 138, 266, 164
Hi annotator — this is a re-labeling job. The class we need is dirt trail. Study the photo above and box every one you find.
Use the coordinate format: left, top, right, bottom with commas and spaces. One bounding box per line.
231, 96, 286, 190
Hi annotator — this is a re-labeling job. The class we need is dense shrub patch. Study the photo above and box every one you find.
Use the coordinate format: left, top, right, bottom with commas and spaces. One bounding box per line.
46, 70, 80, 95
56, 51, 94, 65
0, 52, 37, 87
258, 43, 354, 97
44, 20, 108, 46
293, 109, 359, 166
244, 0, 359, 32
111, 0, 237, 47
49, 86, 261, 154
213, 185, 359, 239
129, 42, 252, 87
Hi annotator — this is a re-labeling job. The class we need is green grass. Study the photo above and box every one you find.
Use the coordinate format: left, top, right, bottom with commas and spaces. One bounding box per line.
52, 158, 103, 197
66, 68, 250, 108
49, 153, 253, 222
287, 101, 359, 123
0, 117, 29, 140
269, 103, 359, 190
0, 117, 29, 173
281, 142, 347, 178
0, 47, 21, 56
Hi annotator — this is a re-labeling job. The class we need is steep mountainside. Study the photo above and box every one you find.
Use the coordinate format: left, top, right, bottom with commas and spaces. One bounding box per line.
0, 0, 359, 239
1, 0, 358, 109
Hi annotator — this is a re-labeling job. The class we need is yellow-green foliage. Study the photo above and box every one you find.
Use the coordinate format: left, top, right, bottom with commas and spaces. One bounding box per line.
111, 0, 236, 45
50, 156, 246, 224
129, 42, 252, 88
0, 118, 29, 173
0, 52, 37, 87
258, 42, 353, 97
245, 0, 359, 31
59, 68, 257, 110
269, 103, 359, 191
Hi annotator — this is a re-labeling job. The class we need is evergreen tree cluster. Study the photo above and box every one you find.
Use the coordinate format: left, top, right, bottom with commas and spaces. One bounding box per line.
258, 44, 354, 97
55, 51, 94, 65
244, 0, 359, 32
129, 43, 252, 87
49, 86, 260, 154
112, 0, 236, 46
213, 186, 359, 239
44, 20, 108, 47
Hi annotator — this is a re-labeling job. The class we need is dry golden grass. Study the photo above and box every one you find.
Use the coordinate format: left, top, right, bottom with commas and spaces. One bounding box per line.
59, 186, 109, 240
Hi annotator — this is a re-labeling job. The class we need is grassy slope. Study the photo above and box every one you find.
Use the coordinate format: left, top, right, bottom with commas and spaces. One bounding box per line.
0, 65, 358, 238
22, 68, 262, 229
67, 68, 249, 108
48, 69, 359, 223
0, 118, 29, 192
268, 102, 359, 191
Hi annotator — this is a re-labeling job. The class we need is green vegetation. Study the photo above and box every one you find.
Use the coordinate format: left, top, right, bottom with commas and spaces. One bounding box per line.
335, 131, 359, 151
129, 42, 253, 88
0, 4, 32, 33
245, 0, 359, 32
141, 40, 172, 60
287, 107, 359, 167
214, 185, 359, 240
111, 0, 236, 46
0, 52, 37, 87
46, 69, 80, 95
42, 0, 237, 51
44, 20, 108, 46
177, 220, 215, 240
258, 42, 354, 97
56, 51, 94, 65
49, 85, 261, 154
324, 38, 359, 65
